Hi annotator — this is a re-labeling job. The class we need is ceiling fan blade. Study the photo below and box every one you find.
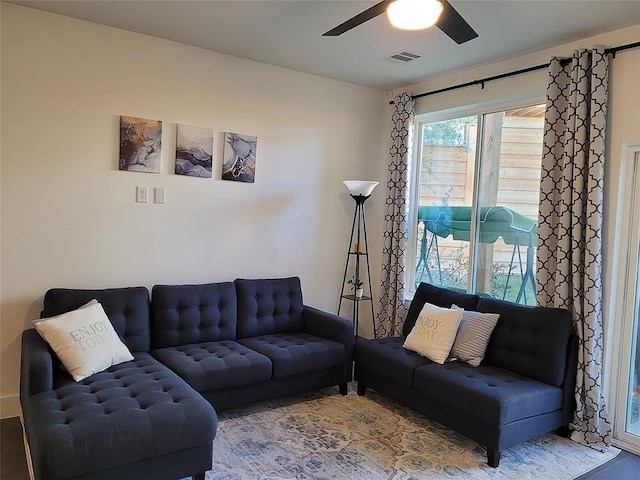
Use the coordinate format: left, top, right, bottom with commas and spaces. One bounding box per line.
322, 0, 390, 36
436, 0, 478, 44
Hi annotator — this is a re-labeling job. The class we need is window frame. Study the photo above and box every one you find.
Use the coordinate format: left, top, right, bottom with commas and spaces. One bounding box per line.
406, 95, 545, 300
610, 144, 640, 454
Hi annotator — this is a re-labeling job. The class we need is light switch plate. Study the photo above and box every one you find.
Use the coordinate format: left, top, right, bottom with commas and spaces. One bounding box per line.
154, 187, 166, 204
136, 186, 148, 203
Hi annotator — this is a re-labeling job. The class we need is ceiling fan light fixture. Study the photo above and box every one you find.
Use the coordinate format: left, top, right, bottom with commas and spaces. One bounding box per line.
386, 0, 443, 31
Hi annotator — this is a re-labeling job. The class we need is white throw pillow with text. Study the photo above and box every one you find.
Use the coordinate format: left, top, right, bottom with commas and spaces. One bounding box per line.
403, 302, 463, 364
34, 300, 134, 381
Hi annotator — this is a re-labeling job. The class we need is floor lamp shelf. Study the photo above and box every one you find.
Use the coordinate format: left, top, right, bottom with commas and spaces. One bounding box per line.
338, 189, 376, 339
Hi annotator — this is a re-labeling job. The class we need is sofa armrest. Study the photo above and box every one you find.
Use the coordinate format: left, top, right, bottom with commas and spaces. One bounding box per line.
303, 306, 354, 383
303, 306, 354, 349
20, 329, 54, 402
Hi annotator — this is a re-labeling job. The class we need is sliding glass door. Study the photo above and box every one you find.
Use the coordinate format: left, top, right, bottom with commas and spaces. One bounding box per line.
613, 145, 640, 455
409, 103, 544, 304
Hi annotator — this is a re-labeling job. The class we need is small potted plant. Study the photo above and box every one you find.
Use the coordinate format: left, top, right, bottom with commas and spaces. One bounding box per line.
348, 276, 364, 298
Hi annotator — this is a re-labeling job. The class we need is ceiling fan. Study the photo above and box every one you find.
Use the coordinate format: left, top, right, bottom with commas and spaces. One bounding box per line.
322, 0, 478, 45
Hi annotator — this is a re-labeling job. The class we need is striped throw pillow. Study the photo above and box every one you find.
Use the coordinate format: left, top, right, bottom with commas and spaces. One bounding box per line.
448, 306, 500, 367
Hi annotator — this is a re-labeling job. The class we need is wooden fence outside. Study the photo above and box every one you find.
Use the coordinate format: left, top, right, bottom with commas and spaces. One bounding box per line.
416, 116, 543, 299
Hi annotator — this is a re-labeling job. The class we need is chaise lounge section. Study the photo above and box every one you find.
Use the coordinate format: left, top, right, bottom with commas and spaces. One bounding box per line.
21, 286, 217, 480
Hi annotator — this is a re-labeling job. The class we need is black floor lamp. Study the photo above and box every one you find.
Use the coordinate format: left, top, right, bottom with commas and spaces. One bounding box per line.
338, 180, 378, 339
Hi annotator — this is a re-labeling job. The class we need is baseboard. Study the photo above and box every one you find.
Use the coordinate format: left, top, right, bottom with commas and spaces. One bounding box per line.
1, 394, 20, 419
613, 437, 640, 456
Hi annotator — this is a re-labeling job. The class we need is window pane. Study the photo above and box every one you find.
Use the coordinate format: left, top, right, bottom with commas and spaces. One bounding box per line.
413, 105, 545, 304
475, 106, 544, 305
415, 116, 477, 292
627, 279, 640, 437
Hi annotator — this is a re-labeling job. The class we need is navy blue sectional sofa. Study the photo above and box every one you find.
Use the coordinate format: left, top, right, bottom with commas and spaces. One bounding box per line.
354, 282, 577, 467
20, 277, 354, 480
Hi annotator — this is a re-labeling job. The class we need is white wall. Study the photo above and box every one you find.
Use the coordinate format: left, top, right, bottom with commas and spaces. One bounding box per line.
0, 4, 388, 417
394, 24, 640, 425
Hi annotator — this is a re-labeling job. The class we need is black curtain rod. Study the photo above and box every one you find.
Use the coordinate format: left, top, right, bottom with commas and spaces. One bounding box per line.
390, 40, 640, 104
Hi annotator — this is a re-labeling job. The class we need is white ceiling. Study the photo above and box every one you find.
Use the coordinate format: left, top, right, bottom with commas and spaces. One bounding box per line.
9, 0, 640, 90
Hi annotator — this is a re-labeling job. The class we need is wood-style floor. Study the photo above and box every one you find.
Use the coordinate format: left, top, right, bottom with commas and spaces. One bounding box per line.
575, 447, 640, 480
1, 417, 29, 480
3, 416, 640, 479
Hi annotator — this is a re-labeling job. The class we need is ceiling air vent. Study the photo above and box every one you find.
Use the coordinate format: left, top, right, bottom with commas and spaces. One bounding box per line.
388, 51, 422, 64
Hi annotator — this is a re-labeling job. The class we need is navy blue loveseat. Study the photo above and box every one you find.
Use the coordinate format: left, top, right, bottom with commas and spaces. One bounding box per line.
354, 282, 577, 467
20, 277, 354, 480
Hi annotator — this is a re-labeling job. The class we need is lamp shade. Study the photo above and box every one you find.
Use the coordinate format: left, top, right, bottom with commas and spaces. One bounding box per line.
343, 180, 379, 196
386, 0, 443, 31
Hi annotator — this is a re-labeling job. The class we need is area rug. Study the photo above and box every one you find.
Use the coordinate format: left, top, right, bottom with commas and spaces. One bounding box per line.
205, 387, 619, 480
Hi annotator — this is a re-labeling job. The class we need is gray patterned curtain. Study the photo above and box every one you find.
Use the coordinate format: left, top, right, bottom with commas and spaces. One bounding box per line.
536, 47, 612, 448
376, 93, 415, 337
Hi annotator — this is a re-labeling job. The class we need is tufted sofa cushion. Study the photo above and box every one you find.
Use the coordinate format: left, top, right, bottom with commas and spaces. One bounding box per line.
24, 353, 216, 480
403, 283, 480, 337
151, 341, 272, 392
354, 337, 432, 387
414, 362, 563, 425
43, 287, 150, 353
151, 283, 237, 349
235, 277, 304, 338
479, 297, 572, 386
239, 333, 344, 379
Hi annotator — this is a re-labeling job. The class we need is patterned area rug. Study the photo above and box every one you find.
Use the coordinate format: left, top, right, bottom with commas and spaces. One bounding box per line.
205, 387, 619, 480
